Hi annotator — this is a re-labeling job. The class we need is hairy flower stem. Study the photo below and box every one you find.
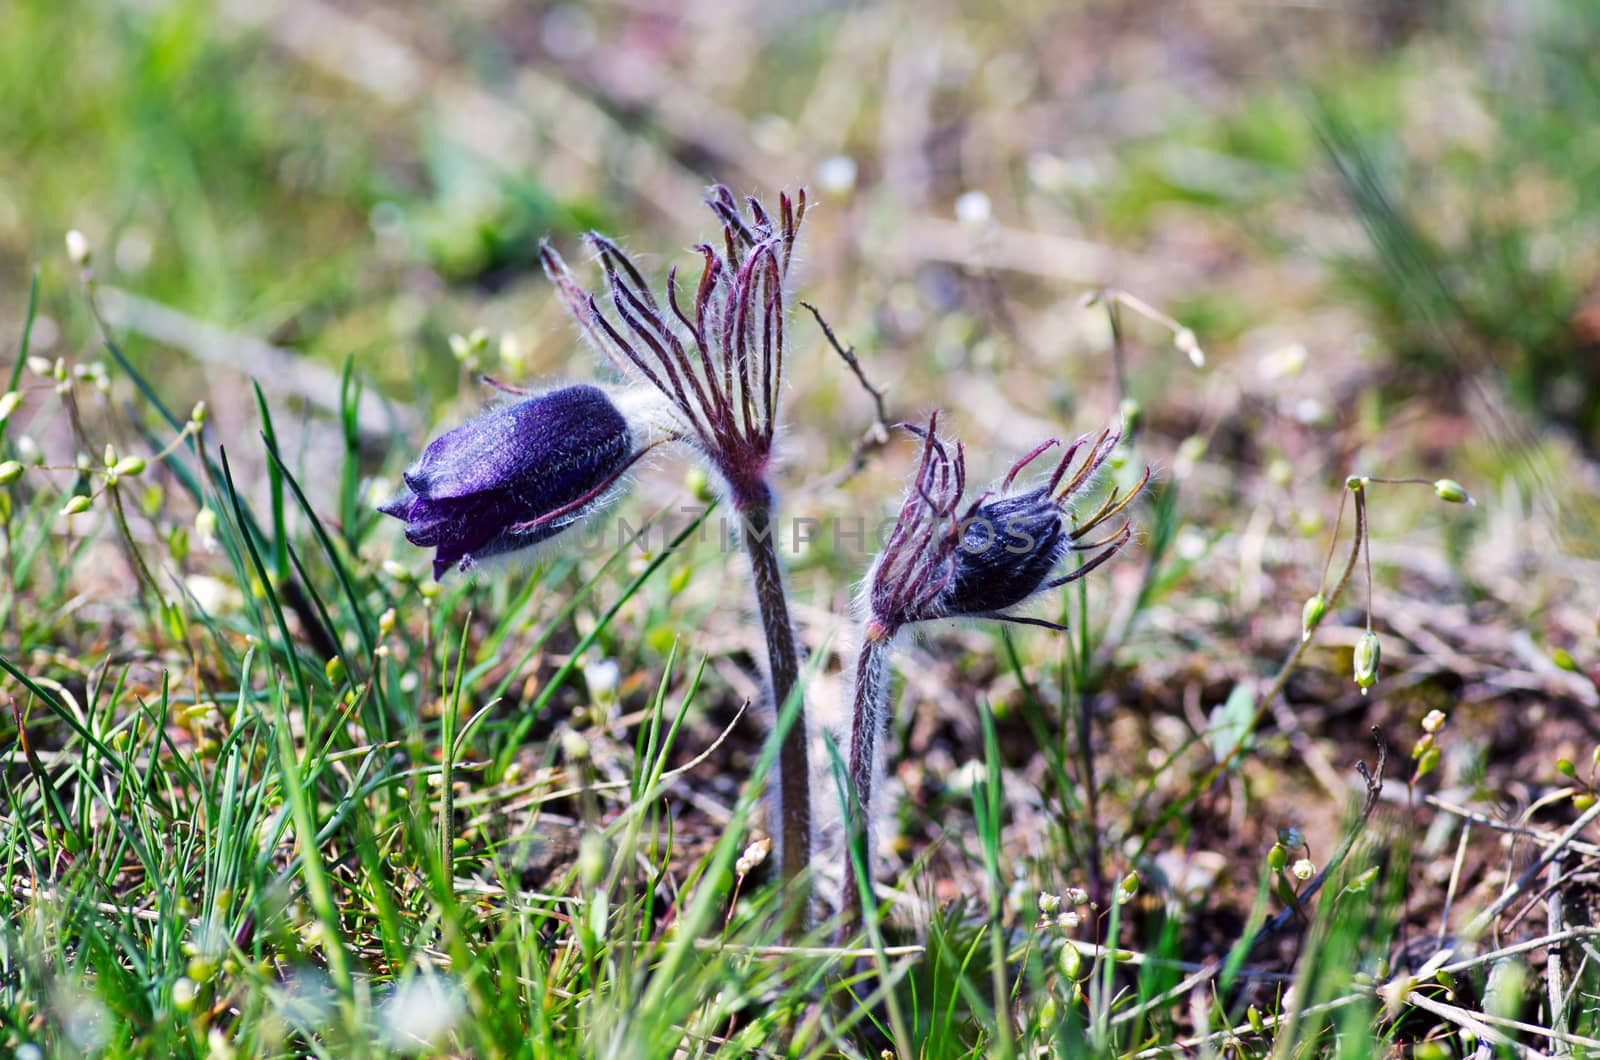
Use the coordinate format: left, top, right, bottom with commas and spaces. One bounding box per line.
839, 631, 894, 943
740, 503, 811, 905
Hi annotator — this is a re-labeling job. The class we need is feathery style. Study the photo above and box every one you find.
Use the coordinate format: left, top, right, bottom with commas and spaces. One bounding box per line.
540, 186, 806, 511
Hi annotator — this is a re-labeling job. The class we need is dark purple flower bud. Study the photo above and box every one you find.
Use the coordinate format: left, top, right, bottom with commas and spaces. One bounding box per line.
866, 415, 1147, 637
946, 489, 1067, 615
379, 384, 638, 579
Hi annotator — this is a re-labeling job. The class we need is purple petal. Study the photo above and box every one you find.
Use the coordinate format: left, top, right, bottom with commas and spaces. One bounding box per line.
403, 386, 629, 502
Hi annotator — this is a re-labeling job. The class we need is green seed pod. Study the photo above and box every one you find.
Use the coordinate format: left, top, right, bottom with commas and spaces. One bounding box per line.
1575, 793, 1596, 811
61, 494, 92, 517
190, 401, 208, 426
1301, 593, 1328, 641
1432, 478, 1471, 504
1414, 745, 1440, 780
1267, 843, 1288, 873
0, 391, 20, 421
140, 483, 164, 519
1558, 758, 1578, 779
325, 656, 346, 684
1353, 630, 1380, 693
112, 455, 146, 478
0, 460, 22, 485
1247, 1004, 1265, 1034
1118, 396, 1142, 432
1057, 942, 1082, 979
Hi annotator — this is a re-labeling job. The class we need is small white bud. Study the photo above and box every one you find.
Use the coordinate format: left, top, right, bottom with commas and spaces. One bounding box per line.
816, 155, 858, 197
735, 836, 771, 877
560, 728, 590, 762
1174, 327, 1205, 367
382, 560, 413, 582
66, 229, 92, 266
955, 189, 992, 227
195, 507, 219, 552
171, 976, 199, 1012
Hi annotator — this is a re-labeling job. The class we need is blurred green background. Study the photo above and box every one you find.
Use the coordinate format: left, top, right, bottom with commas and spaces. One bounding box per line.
3, 0, 1599, 490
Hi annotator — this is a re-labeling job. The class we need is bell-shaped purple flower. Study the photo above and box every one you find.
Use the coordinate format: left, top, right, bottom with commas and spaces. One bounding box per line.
379, 384, 638, 579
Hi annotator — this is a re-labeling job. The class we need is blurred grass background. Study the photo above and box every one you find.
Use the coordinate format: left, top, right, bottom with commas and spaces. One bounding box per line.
4, 0, 1597, 461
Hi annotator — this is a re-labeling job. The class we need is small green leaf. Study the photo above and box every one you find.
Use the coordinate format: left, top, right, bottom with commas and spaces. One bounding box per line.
1208, 683, 1256, 765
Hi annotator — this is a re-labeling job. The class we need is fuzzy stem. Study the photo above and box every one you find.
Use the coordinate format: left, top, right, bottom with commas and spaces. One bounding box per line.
840, 632, 894, 942
739, 503, 812, 904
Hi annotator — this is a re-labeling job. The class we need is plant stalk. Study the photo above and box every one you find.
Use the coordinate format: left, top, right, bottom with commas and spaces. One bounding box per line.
739, 503, 811, 902
1136, 487, 1369, 859
840, 631, 893, 942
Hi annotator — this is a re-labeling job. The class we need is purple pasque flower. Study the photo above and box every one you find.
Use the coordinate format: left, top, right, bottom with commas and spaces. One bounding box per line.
379, 384, 644, 580
864, 413, 1148, 641
539, 186, 806, 510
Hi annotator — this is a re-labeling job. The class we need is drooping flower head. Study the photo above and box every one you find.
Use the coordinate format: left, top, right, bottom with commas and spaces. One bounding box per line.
379, 384, 644, 579
864, 412, 1148, 640
540, 186, 806, 510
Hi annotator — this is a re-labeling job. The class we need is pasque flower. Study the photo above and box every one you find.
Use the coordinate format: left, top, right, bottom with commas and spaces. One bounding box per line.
540, 187, 816, 898
841, 413, 1146, 939
864, 413, 1146, 640
379, 384, 643, 580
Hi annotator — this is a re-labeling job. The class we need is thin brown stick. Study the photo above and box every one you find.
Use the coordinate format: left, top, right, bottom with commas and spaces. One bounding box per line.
800, 301, 891, 487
